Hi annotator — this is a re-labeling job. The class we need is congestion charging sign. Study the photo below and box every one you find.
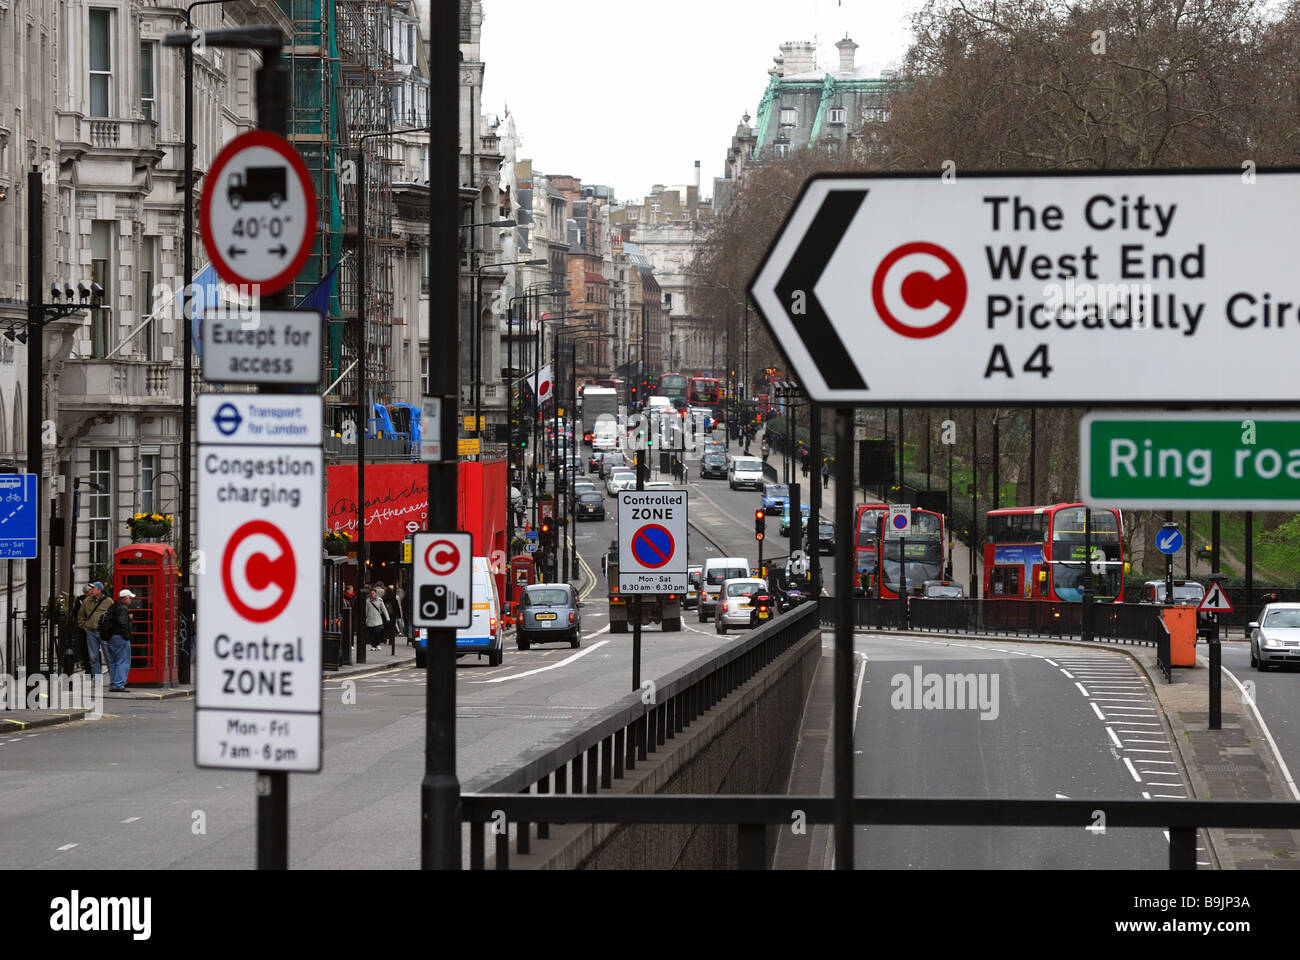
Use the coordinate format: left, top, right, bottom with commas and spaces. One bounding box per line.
749, 170, 1300, 404
195, 394, 324, 772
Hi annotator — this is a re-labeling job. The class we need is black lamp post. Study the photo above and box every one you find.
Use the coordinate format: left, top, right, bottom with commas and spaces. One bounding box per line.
473, 257, 545, 451
554, 326, 603, 582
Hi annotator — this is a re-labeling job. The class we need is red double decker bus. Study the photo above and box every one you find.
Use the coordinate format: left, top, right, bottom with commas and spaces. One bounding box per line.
657, 373, 689, 410
983, 504, 1125, 602
688, 376, 722, 407
854, 504, 946, 599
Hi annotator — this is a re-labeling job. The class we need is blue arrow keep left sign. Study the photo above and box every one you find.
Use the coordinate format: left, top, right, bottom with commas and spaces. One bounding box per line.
0, 474, 38, 559
1156, 527, 1184, 555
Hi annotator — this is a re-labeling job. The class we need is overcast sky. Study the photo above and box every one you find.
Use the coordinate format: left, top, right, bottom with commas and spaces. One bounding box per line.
474, 0, 919, 202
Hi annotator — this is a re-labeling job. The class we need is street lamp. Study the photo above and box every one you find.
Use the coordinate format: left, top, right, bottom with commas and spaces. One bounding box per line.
553, 325, 603, 583
528, 310, 591, 530
474, 258, 545, 448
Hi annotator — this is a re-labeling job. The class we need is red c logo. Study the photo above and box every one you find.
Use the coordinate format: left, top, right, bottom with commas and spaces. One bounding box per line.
222, 520, 296, 622
872, 242, 967, 339
424, 539, 460, 576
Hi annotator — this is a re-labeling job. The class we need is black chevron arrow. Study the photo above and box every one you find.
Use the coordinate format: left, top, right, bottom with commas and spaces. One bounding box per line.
775, 188, 868, 391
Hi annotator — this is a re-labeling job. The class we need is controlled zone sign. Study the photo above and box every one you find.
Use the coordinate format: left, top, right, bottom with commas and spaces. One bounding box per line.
886, 504, 911, 538
412, 532, 473, 629
200, 130, 317, 295
0, 473, 38, 559
1081, 412, 1300, 510
618, 490, 688, 593
196, 393, 323, 772
749, 170, 1300, 404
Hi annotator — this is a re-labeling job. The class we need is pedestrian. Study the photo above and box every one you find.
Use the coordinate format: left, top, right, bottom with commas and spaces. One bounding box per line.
365, 587, 388, 649
103, 589, 137, 692
800, 447, 810, 477
822, 460, 830, 489
76, 581, 112, 684
761, 439, 770, 462
380, 582, 400, 644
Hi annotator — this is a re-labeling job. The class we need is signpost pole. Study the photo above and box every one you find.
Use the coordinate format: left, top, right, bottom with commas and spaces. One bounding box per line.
423, 0, 461, 869
898, 534, 907, 630
1208, 573, 1225, 731
833, 408, 854, 869
809, 410, 822, 598
1164, 514, 1175, 605
1081, 507, 1094, 643
632, 448, 644, 693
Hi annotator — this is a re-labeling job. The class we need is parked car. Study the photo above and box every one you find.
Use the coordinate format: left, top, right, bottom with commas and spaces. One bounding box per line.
715, 577, 768, 634
1250, 603, 1300, 670
516, 583, 581, 650
574, 491, 606, 521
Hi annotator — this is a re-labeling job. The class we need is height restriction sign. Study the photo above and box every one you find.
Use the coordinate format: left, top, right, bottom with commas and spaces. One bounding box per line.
618, 490, 688, 593
196, 393, 323, 773
200, 130, 318, 295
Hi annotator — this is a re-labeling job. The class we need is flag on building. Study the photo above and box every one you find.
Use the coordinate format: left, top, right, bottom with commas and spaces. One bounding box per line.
296, 261, 338, 315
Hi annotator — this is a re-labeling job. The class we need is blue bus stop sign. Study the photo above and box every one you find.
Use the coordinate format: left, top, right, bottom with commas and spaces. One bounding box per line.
0, 474, 38, 559
1156, 526, 1183, 555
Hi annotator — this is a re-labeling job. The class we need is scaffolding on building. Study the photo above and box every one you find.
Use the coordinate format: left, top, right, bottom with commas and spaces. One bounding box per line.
279, 0, 406, 444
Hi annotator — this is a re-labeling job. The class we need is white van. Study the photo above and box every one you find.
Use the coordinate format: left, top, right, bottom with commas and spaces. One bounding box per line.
413, 556, 503, 668
728, 455, 765, 490
699, 556, 752, 622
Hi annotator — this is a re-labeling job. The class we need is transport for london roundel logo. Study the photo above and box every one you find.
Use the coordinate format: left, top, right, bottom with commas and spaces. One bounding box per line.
871, 242, 967, 339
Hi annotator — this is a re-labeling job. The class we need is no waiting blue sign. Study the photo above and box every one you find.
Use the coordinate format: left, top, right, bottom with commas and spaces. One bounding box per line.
631, 524, 675, 569
617, 490, 688, 593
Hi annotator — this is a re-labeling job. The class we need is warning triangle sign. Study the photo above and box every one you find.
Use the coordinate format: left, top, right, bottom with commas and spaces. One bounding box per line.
1198, 582, 1234, 613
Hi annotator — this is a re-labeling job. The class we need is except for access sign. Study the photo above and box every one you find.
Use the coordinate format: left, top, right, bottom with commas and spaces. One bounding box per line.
1081, 412, 1300, 510
618, 490, 688, 593
201, 308, 323, 385
196, 393, 323, 773
200, 130, 317, 295
412, 532, 473, 629
750, 170, 1300, 404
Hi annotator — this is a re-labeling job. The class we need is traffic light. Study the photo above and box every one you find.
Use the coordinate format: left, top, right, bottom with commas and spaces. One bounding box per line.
541, 517, 554, 550
755, 509, 766, 541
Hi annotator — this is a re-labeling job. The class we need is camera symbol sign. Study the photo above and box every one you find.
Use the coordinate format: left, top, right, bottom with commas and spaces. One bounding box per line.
412, 531, 473, 629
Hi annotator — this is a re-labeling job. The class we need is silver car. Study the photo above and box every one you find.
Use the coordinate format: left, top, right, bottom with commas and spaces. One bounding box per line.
1250, 603, 1300, 670
517, 583, 582, 650
715, 577, 768, 634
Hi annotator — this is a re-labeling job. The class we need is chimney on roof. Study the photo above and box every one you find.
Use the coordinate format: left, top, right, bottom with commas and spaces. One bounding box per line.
781, 41, 816, 75
694, 160, 700, 189
836, 36, 858, 74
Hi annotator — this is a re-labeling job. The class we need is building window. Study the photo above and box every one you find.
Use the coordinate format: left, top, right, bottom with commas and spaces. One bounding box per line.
828, 107, 846, 124
140, 236, 157, 360
90, 222, 114, 357
140, 41, 156, 122
420, 355, 429, 395
89, 9, 114, 118
140, 452, 159, 515
87, 449, 114, 570
420, 244, 429, 294
779, 108, 797, 126
774, 142, 792, 158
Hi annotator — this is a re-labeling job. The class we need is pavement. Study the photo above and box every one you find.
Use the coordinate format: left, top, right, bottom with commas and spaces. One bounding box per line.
775, 630, 1300, 869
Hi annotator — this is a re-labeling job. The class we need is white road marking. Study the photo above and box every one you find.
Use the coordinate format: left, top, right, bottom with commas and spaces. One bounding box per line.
1105, 727, 1123, 749
1043, 658, 1058, 666
57, 843, 78, 851
1059, 669, 1074, 679
1090, 702, 1106, 720
1128, 753, 1174, 758
474, 635, 612, 683
1142, 791, 1152, 799
1222, 663, 1300, 801
1122, 757, 1142, 782
1123, 738, 1168, 743
852, 654, 867, 734
1074, 682, 1090, 697
121, 816, 141, 823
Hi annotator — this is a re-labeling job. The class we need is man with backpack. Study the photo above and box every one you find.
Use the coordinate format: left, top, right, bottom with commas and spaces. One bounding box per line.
75, 581, 112, 684
103, 589, 137, 692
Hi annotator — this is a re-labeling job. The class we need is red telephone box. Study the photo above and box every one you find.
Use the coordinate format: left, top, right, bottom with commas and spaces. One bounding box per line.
506, 554, 536, 624
114, 543, 179, 687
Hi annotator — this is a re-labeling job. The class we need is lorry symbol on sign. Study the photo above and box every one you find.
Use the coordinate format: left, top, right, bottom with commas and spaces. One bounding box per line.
222, 520, 296, 622
227, 167, 286, 209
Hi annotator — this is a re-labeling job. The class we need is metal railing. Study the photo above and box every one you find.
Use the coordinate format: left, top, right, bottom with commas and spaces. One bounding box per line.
461, 602, 819, 868
459, 794, 1300, 870
822, 597, 1166, 646
1156, 616, 1172, 682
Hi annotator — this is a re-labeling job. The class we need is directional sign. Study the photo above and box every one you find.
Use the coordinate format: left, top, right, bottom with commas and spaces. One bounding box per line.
886, 504, 911, 538
525, 541, 537, 554
1199, 582, 1234, 613
749, 170, 1300, 404
200, 130, 317, 295
1081, 412, 1300, 510
0, 474, 38, 559
196, 393, 322, 773
201, 308, 323, 385
618, 489, 688, 593
412, 532, 473, 629
1156, 526, 1184, 555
